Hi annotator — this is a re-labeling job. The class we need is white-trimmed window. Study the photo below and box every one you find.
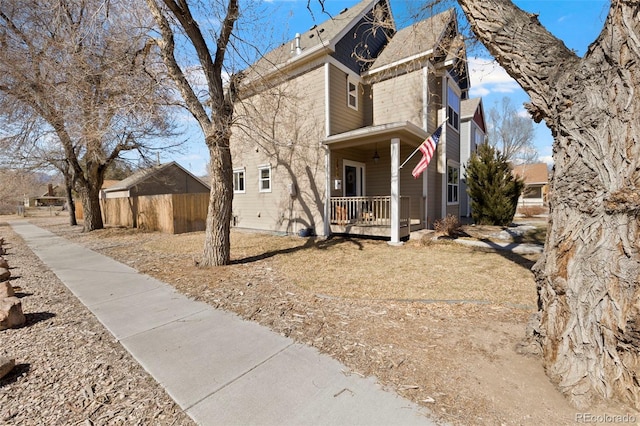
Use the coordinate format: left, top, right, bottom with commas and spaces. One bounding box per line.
447, 85, 460, 131
258, 164, 271, 192
474, 124, 485, 149
233, 168, 245, 193
447, 162, 459, 204
347, 78, 358, 110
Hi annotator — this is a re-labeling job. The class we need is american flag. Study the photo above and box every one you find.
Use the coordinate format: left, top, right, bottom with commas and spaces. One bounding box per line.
411, 125, 442, 179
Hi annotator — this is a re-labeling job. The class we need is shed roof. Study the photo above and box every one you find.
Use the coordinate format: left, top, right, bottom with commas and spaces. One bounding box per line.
103, 162, 209, 193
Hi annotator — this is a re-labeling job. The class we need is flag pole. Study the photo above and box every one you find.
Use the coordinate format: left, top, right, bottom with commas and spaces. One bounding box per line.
399, 117, 448, 169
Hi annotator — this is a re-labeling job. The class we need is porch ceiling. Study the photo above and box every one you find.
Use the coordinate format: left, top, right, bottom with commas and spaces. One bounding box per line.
323, 121, 428, 149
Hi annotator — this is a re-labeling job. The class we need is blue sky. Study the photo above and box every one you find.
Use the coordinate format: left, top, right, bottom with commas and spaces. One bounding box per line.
172, 0, 609, 175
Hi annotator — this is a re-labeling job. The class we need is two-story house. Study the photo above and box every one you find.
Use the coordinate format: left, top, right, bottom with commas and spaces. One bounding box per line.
230, 0, 485, 243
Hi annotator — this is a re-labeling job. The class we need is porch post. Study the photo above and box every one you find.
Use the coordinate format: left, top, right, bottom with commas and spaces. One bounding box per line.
323, 146, 331, 237
390, 137, 401, 245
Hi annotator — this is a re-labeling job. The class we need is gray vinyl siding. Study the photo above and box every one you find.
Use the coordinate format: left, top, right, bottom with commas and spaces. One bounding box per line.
426, 164, 440, 228
446, 203, 459, 218
329, 64, 365, 135
372, 70, 423, 127
231, 66, 328, 236
459, 120, 471, 217
446, 126, 460, 163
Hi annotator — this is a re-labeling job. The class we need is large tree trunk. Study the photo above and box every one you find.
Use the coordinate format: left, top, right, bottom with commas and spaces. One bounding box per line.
75, 162, 105, 232
77, 183, 103, 232
61, 164, 77, 227
201, 133, 233, 266
458, 0, 640, 409
64, 176, 77, 227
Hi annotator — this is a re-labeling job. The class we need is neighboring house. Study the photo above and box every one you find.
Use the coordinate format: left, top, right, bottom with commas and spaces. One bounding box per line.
459, 98, 486, 218
101, 162, 210, 233
231, 0, 484, 243
512, 163, 550, 207
24, 184, 66, 207
99, 180, 122, 199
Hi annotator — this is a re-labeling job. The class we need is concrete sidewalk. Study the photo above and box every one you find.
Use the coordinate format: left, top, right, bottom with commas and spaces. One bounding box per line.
9, 221, 435, 426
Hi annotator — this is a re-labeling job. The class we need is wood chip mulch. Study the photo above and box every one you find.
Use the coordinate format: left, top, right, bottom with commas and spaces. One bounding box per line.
0, 222, 193, 426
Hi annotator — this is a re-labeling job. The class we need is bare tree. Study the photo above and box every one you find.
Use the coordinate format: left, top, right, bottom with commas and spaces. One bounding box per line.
0, 0, 178, 231
0, 168, 41, 215
1, 116, 78, 224
451, 0, 640, 410
144, 0, 242, 266
487, 97, 537, 164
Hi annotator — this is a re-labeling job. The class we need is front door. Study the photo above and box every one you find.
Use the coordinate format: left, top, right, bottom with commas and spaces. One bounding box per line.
343, 160, 365, 197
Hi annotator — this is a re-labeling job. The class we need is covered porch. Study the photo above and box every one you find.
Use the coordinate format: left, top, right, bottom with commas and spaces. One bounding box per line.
323, 121, 431, 243
329, 195, 417, 238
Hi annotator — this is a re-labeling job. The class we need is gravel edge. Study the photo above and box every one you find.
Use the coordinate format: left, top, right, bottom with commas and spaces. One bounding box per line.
0, 222, 194, 426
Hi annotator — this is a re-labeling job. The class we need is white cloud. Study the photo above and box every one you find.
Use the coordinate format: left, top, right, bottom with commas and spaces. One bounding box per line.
468, 57, 521, 98
539, 155, 554, 167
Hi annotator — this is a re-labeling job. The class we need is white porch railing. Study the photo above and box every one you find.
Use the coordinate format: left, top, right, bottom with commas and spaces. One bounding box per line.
329, 196, 410, 227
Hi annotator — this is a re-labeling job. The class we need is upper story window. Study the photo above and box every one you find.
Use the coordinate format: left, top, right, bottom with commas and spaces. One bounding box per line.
347, 78, 358, 110
473, 125, 485, 150
258, 164, 271, 193
233, 168, 245, 193
447, 85, 460, 131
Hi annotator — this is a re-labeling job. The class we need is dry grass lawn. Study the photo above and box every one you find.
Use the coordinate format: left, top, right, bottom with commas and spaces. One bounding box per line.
17, 216, 638, 425
144, 230, 538, 306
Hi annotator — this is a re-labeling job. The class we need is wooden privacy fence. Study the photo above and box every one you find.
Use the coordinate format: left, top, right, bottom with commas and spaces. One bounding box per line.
101, 193, 209, 234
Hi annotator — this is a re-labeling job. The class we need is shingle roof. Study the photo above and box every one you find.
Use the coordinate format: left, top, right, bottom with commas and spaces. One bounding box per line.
103, 162, 209, 192
368, 9, 454, 71
245, 0, 385, 81
461, 98, 481, 120
105, 163, 170, 192
512, 163, 549, 185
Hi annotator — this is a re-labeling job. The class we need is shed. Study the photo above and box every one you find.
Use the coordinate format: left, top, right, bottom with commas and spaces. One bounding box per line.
103, 162, 209, 199
100, 162, 211, 234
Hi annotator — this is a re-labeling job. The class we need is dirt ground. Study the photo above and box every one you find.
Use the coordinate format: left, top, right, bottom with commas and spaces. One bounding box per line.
18, 216, 640, 425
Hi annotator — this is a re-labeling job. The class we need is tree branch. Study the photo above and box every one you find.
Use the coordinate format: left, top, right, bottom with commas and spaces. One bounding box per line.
145, 0, 211, 127
457, 0, 580, 122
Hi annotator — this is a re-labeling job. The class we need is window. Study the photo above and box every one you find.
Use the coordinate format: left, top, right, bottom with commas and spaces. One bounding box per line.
258, 164, 271, 192
233, 168, 245, 193
474, 125, 485, 149
447, 163, 459, 204
447, 85, 460, 131
347, 78, 358, 110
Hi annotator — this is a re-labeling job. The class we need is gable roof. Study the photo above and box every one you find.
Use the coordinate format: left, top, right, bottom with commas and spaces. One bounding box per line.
460, 98, 481, 120
104, 162, 209, 193
512, 163, 549, 185
244, 0, 392, 83
366, 9, 455, 74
